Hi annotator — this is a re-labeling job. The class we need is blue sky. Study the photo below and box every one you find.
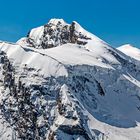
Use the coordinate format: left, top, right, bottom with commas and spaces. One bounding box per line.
0, 0, 139, 48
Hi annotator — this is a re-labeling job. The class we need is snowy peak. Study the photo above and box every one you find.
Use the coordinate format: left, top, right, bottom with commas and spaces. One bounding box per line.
118, 44, 140, 61
48, 18, 67, 25
118, 44, 135, 49
17, 18, 108, 49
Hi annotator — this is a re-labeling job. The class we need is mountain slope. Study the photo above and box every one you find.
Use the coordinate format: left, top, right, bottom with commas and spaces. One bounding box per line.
0, 19, 140, 140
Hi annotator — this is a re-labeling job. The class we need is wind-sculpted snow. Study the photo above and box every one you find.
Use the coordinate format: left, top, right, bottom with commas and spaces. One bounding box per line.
0, 19, 140, 140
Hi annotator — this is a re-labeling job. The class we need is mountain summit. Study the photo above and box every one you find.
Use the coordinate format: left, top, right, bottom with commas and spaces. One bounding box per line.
118, 44, 140, 61
17, 18, 107, 50
0, 19, 140, 140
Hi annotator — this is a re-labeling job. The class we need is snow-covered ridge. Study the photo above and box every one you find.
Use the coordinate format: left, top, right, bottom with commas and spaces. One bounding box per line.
118, 44, 140, 61
48, 18, 67, 25
0, 19, 140, 140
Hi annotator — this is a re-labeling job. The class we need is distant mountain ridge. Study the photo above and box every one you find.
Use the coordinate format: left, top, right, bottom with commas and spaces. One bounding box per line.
118, 44, 140, 61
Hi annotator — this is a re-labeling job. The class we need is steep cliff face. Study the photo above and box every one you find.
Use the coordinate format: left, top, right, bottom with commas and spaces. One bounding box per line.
0, 19, 140, 140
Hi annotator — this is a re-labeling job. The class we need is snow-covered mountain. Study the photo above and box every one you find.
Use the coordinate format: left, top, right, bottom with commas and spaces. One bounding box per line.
118, 44, 140, 61
0, 18, 140, 140
17, 19, 107, 50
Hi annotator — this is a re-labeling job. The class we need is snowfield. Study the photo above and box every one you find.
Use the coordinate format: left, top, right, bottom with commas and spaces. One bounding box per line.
0, 19, 140, 140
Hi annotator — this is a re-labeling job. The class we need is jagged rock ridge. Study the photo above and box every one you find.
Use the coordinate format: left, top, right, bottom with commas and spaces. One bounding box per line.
17, 19, 92, 49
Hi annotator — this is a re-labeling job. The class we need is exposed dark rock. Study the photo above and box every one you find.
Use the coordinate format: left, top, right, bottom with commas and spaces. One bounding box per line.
25, 20, 91, 49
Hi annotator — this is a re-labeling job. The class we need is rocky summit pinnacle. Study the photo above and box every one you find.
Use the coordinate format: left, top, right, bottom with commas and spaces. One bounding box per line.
17, 19, 92, 49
